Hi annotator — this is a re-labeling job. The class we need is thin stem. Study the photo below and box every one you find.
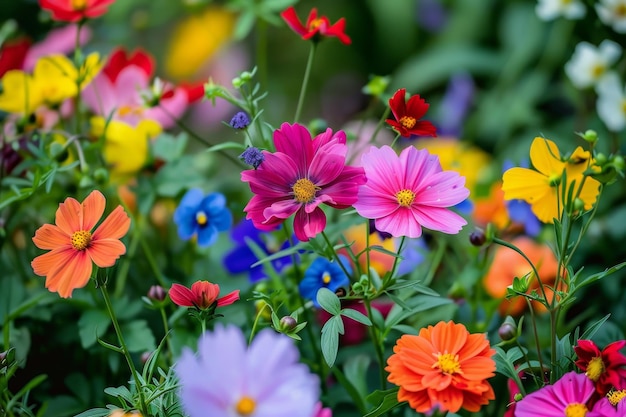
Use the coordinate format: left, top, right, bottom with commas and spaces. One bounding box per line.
294, 42, 317, 123
321, 231, 351, 279
389, 132, 402, 149
159, 306, 173, 363
249, 302, 270, 344
525, 298, 547, 385
100, 284, 147, 414
364, 297, 387, 390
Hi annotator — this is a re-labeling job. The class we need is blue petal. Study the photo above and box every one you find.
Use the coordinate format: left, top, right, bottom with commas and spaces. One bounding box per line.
196, 225, 218, 247
223, 245, 258, 274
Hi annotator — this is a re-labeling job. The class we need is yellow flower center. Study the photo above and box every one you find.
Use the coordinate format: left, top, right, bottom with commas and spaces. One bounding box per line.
118, 105, 144, 118
585, 356, 605, 382
617, 4, 626, 16
309, 18, 323, 30
591, 64, 606, 79
399, 115, 416, 129
322, 271, 331, 285
396, 189, 415, 207
71, 0, 87, 10
196, 211, 208, 226
607, 389, 626, 406
434, 352, 461, 375
235, 396, 256, 416
292, 178, 318, 203
71, 230, 92, 251
564, 403, 588, 417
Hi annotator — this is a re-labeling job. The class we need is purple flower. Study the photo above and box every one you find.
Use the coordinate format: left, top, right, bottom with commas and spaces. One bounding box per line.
437, 72, 475, 137
175, 324, 320, 417
239, 147, 265, 169
223, 218, 295, 282
515, 371, 615, 417
230, 111, 251, 129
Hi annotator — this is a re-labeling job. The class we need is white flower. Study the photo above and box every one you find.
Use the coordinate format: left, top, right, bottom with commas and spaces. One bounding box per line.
596, 73, 626, 132
536, 0, 586, 20
564, 40, 622, 89
596, 0, 626, 33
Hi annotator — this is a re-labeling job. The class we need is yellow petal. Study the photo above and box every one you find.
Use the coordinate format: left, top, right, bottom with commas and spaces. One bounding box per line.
529, 137, 565, 177
502, 167, 550, 203
0, 70, 43, 114
33, 55, 78, 104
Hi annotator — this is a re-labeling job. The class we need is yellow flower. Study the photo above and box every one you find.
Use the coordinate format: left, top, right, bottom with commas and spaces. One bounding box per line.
0, 70, 44, 114
502, 137, 601, 223
33, 53, 102, 106
164, 7, 235, 80
416, 137, 491, 196
91, 116, 162, 182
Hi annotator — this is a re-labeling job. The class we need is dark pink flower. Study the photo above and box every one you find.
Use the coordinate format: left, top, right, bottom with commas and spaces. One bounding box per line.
169, 281, 239, 310
241, 123, 366, 242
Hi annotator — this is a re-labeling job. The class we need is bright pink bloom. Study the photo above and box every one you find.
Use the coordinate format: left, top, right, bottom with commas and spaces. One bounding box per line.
82, 48, 187, 129
39, 0, 116, 22
241, 123, 366, 242
169, 281, 239, 309
354, 145, 469, 238
386, 89, 437, 138
574, 339, 626, 396
280, 6, 351, 45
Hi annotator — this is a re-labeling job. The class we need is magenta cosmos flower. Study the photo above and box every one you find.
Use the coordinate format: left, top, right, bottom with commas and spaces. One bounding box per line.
515, 371, 615, 417
241, 123, 366, 242
175, 324, 320, 417
353, 145, 469, 238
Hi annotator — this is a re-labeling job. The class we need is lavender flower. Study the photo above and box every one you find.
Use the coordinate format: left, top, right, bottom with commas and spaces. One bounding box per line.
239, 147, 265, 169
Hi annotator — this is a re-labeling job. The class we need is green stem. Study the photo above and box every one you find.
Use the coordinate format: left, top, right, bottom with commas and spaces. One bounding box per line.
321, 231, 351, 279
294, 42, 317, 123
364, 297, 387, 390
255, 19, 268, 89
389, 132, 402, 149
100, 285, 147, 414
159, 306, 173, 363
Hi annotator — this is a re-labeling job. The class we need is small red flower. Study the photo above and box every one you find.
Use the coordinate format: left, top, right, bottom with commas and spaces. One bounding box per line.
0, 37, 31, 77
386, 88, 437, 138
39, 0, 116, 23
280, 6, 351, 45
574, 339, 626, 396
169, 281, 240, 309
103, 48, 154, 82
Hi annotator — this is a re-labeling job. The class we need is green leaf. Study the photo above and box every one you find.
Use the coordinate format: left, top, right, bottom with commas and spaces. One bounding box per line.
104, 385, 133, 403
317, 287, 341, 316
364, 388, 402, 417
78, 309, 111, 349
73, 408, 111, 417
206, 141, 247, 153
320, 315, 343, 367
573, 262, 626, 291
152, 132, 188, 162
386, 279, 440, 296
341, 308, 372, 326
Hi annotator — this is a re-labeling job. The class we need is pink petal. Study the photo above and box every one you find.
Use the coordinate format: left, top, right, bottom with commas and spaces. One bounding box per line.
273, 123, 314, 174
400, 146, 442, 191
293, 206, 326, 241
416, 171, 469, 207
217, 290, 240, 307
375, 209, 423, 238
169, 283, 195, 307
412, 206, 467, 235
263, 199, 301, 222
144, 87, 188, 129
82, 74, 117, 118
354, 186, 398, 219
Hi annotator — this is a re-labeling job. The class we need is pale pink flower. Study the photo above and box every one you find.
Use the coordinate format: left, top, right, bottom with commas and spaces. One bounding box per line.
353, 145, 469, 238
241, 123, 366, 242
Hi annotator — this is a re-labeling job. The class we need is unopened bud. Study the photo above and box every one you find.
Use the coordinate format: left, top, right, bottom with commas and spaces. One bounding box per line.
498, 322, 517, 341
308, 119, 328, 135
582, 129, 598, 144
140, 351, 152, 364
230, 111, 251, 129
573, 198, 585, 212
469, 228, 487, 246
279, 316, 297, 332
595, 153, 607, 166
613, 155, 625, 171
148, 285, 167, 302
514, 393, 523, 402
0, 350, 7, 364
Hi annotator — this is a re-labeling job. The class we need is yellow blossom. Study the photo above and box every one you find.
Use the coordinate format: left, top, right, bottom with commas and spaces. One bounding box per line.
0, 70, 44, 114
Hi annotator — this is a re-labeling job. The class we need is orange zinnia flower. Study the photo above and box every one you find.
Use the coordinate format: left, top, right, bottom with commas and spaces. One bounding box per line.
31, 190, 131, 298
386, 321, 496, 414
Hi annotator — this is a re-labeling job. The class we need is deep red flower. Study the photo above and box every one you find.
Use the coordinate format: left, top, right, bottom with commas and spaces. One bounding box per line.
280, 6, 351, 45
39, 0, 116, 22
574, 339, 626, 396
103, 48, 154, 82
169, 281, 240, 310
0, 38, 31, 77
386, 88, 437, 138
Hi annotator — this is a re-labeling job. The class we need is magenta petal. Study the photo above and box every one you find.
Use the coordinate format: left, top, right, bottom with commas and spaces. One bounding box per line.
273, 123, 314, 173
308, 152, 345, 185
376, 208, 423, 238
263, 199, 301, 221
293, 207, 326, 241
313, 128, 347, 151
242, 152, 297, 197
412, 206, 467, 234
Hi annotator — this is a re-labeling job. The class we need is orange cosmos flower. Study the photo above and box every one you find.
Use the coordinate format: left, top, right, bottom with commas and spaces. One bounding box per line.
386, 321, 496, 414
31, 190, 131, 298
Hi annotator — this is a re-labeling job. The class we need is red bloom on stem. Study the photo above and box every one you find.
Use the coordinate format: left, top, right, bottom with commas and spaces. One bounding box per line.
574, 339, 626, 396
280, 6, 351, 45
39, 0, 116, 22
103, 48, 154, 82
386, 88, 437, 138
169, 281, 240, 310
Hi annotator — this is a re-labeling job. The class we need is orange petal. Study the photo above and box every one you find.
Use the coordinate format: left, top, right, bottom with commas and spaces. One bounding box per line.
31, 246, 75, 276
40, 249, 92, 298
32, 224, 70, 250
87, 239, 126, 267
92, 206, 130, 240
431, 321, 467, 354
55, 196, 81, 235
81, 190, 106, 231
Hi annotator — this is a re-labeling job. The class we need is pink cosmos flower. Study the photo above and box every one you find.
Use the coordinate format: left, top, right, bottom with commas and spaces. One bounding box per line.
241, 123, 366, 242
353, 145, 469, 238
82, 48, 187, 129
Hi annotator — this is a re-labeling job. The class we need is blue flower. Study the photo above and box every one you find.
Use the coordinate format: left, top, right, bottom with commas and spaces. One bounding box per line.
299, 256, 351, 306
173, 189, 232, 247
223, 218, 295, 282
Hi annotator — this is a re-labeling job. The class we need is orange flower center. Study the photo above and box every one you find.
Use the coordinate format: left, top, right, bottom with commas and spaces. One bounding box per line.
235, 396, 256, 415
434, 352, 461, 375
399, 116, 416, 129
292, 178, 318, 203
71, 0, 88, 10
309, 18, 323, 30
118, 105, 144, 117
586, 356, 605, 382
617, 4, 626, 16
608, 389, 626, 406
564, 403, 588, 417
71, 230, 92, 251
396, 189, 415, 207
196, 211, 208, 226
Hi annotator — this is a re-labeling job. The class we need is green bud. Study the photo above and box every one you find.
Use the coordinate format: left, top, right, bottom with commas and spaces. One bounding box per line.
514, 393, 523, 402
595, 153, 607, 166
240, 71, 253, 81
613, 155, 625, 171
232, 77, 243, 89
582, 129, 598, 144
573, 198, 585, 212
93, 168, 109, 184
362, 75, 391, 98
498, 321, 517, 341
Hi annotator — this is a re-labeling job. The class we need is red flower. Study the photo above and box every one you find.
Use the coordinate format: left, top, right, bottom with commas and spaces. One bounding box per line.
0, 38, 31, 77
386, 88, 437, 138
103, 48, 154, 82
169, 281, 240, 309
280, 6, 351, 45
574, 339, 626, 396
39, 0, 116, 22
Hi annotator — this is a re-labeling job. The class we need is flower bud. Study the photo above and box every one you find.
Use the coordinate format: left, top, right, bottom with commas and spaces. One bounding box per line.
613, 155, 625, 171
239, 147, 264, 169
514, 393, 523, 402
469, 228, 487, 246
140, 351, 152, 364
582, 129, 598, 144
0, 350, 7, 364
308, 118, 328, 135
595, 153, 607, 166
230, 111, 251, 129
573, 198, 585, 213
279, 316, 297, 332
148, 285, 167, 302
498, 321, 517, 341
